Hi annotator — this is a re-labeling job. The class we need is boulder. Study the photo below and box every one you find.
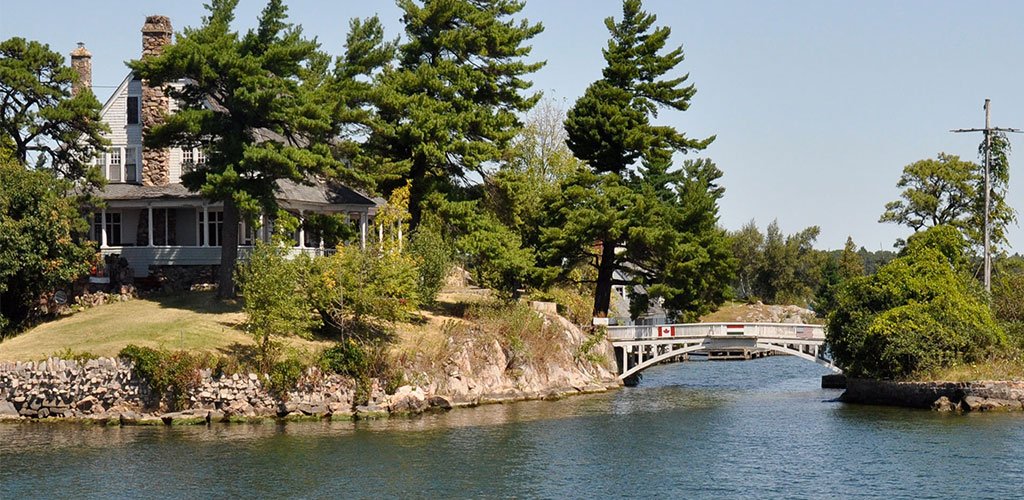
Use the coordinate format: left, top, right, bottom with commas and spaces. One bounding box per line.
0, 400, 20, 419
427, 396, 452, 411
387, 386, 428, 414
932, 396, 958, 412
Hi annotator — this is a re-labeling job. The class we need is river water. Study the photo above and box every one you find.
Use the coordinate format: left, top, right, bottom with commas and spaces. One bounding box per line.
3, 356, 1024, 499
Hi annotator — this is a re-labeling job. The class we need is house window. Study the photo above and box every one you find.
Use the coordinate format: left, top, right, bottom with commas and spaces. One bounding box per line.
127, 96, 140, 125
124, 147, 138, 183
182, 148, 206, 174
108, 148, 122, 182
199, 210, 224, 246
93, 212, 122, 246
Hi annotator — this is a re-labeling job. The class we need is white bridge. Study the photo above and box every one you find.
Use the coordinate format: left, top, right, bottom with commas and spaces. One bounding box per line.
606, 322, 840, 382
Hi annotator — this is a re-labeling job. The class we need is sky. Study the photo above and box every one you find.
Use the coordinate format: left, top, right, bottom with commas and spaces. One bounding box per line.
3, 0, 1024, 251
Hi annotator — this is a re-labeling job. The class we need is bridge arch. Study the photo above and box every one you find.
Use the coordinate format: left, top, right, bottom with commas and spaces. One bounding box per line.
608, 322, 841, 383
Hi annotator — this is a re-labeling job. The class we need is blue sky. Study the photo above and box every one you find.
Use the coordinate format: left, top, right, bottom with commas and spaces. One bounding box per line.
3, 0, 1023, 251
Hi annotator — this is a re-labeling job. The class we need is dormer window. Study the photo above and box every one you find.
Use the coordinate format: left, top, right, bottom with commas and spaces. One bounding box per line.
127, 96, 140, 124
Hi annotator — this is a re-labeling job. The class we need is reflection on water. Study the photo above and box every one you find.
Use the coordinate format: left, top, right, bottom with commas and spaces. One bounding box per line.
4, 356, 1024, 498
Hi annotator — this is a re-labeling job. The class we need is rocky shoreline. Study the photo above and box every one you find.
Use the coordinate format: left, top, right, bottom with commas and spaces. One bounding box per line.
0, 314, 622, 425
840, 378, 1024, 412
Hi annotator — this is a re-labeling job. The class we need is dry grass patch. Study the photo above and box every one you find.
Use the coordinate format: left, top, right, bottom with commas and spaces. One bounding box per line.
0, 292, 330, 361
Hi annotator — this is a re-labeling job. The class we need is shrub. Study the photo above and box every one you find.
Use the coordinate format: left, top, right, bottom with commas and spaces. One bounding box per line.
237, 242, 319, 371
268, 357, 306, 399
51, 348, 99, 364
309, 245, 420, 337
118, 345, 202, 411
826, 226, 1006, 379
407, 217, 454, 305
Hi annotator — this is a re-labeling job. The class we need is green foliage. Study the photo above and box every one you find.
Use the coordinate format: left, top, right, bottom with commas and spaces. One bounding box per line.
318, 338, 402, 404
267, 356, 306, 399
0, 152, 95, 334
429, 195, 536, 300
727, 220, 823, 307
575, 327, 608, 365
878, 148, 1016, 256
118, 345, 203, 411
237, 242, 320, 371
551, 0, 727, 319
128, 0, 365, 297
369, 0, 544, 230
407, 215, 453, 305
50, 348, 98, 364
970, 132, 1016, 252
826, 226, 1006, 379
0, 36, 108, 184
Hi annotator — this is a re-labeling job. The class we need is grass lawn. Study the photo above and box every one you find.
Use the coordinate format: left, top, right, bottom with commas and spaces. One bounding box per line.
0, 292, 329, 361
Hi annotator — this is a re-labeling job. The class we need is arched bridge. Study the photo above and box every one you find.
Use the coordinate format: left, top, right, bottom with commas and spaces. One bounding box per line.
606, 322, 840, 382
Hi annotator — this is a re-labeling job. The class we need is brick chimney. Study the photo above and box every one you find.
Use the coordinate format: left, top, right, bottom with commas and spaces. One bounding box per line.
140, 15, 173, 186
70, 42, 92, 97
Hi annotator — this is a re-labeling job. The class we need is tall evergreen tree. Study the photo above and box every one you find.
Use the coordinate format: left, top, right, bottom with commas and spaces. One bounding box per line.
0, 37, 107, 185
368, 0, 544, 231
129, 0, 360, 298
551, 0, 726, 319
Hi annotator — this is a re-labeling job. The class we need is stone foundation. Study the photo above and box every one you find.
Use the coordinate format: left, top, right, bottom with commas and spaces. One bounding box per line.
148, 265, 218, 292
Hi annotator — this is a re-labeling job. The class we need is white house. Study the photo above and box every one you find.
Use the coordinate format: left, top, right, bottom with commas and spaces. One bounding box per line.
74, 15, 378, 279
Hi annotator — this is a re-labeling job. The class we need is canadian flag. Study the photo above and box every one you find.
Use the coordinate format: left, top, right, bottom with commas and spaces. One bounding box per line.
658, 326, 675, 337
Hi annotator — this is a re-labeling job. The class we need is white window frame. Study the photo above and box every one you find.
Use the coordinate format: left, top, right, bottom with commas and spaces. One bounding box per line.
108, 147, 122, 182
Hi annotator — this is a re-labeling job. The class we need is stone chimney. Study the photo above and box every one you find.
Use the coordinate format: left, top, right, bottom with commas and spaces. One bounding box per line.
70, 42, 92, 97
140, 15, 173, 186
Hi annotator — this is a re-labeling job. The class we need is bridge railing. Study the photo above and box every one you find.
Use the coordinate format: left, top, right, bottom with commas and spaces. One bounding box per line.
605, 322, 825, 342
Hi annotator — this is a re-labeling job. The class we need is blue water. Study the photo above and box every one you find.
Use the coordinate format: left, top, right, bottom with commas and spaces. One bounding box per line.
3, 356, 1023, 498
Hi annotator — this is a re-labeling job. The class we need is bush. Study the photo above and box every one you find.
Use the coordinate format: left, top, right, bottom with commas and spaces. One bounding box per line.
407, 217, 454, 305
268, 357, 306, 399
826, 226, 1005, 379
237, 242, 319, 371
309, 245, 420, 337
318, 338, 403, 404
118, 345, 202, 411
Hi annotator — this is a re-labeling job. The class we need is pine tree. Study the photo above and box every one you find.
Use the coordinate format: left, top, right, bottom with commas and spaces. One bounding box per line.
368, 0, 544, 231
0, 37, 108, 185
129, 0, 360, 298
552, 0, 725, 319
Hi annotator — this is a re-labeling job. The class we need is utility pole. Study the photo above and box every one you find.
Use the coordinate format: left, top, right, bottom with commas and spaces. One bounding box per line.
951, 99, 1022, 293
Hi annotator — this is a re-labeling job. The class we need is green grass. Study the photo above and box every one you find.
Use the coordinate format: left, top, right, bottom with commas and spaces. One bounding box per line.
0, 292, 328, 361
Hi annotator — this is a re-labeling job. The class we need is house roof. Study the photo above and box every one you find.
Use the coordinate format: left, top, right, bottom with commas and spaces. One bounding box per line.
95, 179, 379, 207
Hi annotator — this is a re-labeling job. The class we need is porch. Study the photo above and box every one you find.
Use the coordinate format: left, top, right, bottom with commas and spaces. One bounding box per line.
99, 245, 337, 275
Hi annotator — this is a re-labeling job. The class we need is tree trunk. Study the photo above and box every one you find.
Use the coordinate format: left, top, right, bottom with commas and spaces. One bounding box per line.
217, 197, 240, 299
407, 159, 428, 234
593, 239, 618, 317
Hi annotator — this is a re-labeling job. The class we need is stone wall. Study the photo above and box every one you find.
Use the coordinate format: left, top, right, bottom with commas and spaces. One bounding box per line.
841, 378, 1024, 412
149, 265, 219, 292
0, 358, 432, 423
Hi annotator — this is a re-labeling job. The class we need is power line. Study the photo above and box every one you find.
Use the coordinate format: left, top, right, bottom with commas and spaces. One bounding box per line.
950, 98, 1022, 293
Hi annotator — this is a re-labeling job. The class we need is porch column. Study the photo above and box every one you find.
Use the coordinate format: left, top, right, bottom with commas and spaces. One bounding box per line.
359, 212, 368, 250
203, 205, 210, 247
100, 208, 108, 248
147, 205, 154, 247
297, 210, 305, 248
195, 207, 200, 246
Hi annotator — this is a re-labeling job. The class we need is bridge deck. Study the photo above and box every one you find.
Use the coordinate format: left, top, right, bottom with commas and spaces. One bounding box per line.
606, 322, 839, 381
